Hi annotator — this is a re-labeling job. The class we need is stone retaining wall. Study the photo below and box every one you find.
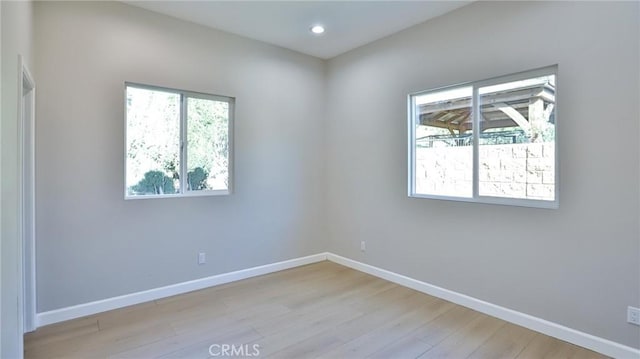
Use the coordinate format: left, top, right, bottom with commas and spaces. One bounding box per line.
415, 142, 555, 200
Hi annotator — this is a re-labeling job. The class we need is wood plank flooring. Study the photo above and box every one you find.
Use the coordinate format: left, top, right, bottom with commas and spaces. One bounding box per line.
24, 261, 608, 358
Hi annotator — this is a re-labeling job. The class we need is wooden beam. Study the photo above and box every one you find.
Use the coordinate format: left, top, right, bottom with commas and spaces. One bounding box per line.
418, 86, 553, 114
420, 110, 469, 127
419, 95, 554, 131
492, 102, 531, 134
446, 109, 469, 123
457, 119, 520, 132
458, 112, 471, 132
439, 112, 459, 123
529, 98, 545, 142
423, 114, 525, 132
431, 111, 453, 122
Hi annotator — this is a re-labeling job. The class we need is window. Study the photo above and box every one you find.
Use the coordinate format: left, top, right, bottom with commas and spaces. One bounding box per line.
408, 66, 557, 208
125, 83, 234, 198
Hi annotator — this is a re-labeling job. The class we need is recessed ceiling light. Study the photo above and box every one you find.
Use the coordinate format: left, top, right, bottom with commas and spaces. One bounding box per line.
310, 25, 325, 35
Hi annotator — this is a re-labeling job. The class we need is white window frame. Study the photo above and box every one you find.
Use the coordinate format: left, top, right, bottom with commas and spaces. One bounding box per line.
408, 65, 558, 209
124, 82, 235, 200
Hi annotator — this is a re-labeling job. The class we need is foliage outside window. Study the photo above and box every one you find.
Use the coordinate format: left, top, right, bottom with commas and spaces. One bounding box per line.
125, 83, 233, 198
408, 66, 558, 208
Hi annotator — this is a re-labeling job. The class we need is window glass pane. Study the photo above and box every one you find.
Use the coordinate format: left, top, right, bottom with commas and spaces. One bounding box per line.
187, 97, 230, 191
126, 87, 180, 196
413, 86, 473, 198
478, 74, 556, 201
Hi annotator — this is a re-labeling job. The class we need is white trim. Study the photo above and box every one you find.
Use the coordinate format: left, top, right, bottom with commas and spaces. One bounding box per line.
180, 92, 188, 196
36, 253, 327, 327
472, 84, 479, 199
35, 252, 638, 358
17, 55, 36, 338
326, 253, 639, 359
19, 55, 37, 336
407, 93, 416, 197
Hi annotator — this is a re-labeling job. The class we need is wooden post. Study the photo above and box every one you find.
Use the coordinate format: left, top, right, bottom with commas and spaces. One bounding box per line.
528, 97, 545, 142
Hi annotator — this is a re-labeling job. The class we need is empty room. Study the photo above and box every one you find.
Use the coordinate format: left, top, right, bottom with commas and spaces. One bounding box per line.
1, 0, 639, 358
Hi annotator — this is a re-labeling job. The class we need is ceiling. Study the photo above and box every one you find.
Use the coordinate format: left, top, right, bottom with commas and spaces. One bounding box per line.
123, 1, 472, 59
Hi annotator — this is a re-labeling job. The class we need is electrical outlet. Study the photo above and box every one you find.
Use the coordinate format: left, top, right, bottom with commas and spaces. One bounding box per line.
627, 306, 640, 326
198, 252, 206, 265
360, 241, 366, 252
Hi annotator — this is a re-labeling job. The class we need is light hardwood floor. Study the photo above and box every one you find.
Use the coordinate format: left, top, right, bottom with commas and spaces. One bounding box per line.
25, 261, 608, 358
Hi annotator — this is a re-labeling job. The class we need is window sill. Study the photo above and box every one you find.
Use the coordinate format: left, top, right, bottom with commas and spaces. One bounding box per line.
125, 189, 231, 200
408, 192, 558, 209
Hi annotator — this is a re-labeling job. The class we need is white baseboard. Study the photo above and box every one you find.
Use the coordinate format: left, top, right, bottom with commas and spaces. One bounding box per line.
326, 253, 640, 359
36, 252, 638, 358
36, 253, 328, 327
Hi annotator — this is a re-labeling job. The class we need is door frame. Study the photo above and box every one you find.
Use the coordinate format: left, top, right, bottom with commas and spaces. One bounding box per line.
18, 54, 36, 333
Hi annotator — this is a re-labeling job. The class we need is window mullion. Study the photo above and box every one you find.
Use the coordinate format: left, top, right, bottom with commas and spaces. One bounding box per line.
180, 94, 188, 194
472, 86, 479, 199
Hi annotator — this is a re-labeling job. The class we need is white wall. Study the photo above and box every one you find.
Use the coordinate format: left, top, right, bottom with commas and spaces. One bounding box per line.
1, 0, 35, 357
326, 1, 639, 349
34, 1, 326, 312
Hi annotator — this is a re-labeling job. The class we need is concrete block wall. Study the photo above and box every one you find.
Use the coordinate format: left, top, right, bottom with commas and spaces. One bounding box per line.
416, 142, 555, 200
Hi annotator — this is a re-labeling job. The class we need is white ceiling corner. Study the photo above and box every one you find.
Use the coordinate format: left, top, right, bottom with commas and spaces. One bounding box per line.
122, 1, 472, 59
